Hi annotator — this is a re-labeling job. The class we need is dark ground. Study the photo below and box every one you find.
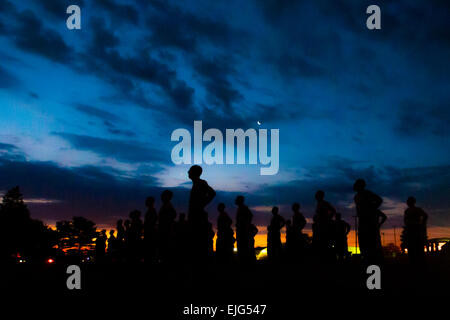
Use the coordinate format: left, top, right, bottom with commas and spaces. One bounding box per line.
3, 255, 449, 318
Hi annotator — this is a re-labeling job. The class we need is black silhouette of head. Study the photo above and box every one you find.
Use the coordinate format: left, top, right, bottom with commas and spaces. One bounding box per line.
272, 206, 279, 215
161, 190, 173, 203
188, 165, 202, 180
235, 195, 245, 206
179, 213, 186, 221
292, 202, 300, 211
145, 196, 155, 208
218, 202, 225, 212
407, 196, 416, 207
353, 179, 366, 192
315, 190, 325, 201
129, 210, 141, 220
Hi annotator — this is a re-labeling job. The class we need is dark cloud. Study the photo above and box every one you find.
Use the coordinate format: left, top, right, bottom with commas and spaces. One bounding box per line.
0, 159, 161, 223
395, 100, 450, 137
94, 0, 139, 25
0, 142, 26, 162
40, 0, 85, 19
103, 120, 136, 137
82, 18, 195, 112
73, 104, 136, 137
12, 10, 72, 63
74, 104, 120, 122
273, 54, 326, 79
194, 55, 243, 110
54, 132, 168, 163
0, 142, 18, 152
145, 0, 243, 52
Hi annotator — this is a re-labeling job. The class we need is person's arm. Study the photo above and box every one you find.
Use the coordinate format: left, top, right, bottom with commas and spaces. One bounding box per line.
205, 183, 216, 205
372, 192, 383, 209
327, 202, 337, 218
378, 210, 387, 227
421, 209, 428, 224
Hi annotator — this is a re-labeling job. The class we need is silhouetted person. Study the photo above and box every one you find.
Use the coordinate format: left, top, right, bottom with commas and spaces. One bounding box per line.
116, 219, 125, 243
292, 203, 307, 257
128, 210, 144, 262
107, 229, 119, 262
107, 229, 117, 251
144, 196, 158, 263
124, 219, 131, 244
216, 203, 235, 262
267, 206, 285, 262
285, 219, 294, 259
334, 213, 351, 260
313, 190, 336, 258
158, 190, 176, 263
235, 196, 254, 264
404, 197, 428, 264
175, 213, 189, 262
187, 165, 216, 261
353, 179, 386, 264
95, 229, 107, 262
188, 165, 216, 223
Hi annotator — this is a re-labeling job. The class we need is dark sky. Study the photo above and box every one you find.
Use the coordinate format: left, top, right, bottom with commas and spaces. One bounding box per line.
0, 0, 449, 237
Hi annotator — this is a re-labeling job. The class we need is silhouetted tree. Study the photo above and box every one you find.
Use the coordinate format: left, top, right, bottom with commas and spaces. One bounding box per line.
0, 186, 56, 261
56, 216, 97, 253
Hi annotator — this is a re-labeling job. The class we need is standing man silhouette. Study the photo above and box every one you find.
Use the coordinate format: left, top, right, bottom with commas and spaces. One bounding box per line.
144, 196, 158, 263
235, 195, 253, 264
334, 213, 351, 260
404, 196, 428, 265
313, 190, 336, 258
187, 165, 216, 261
267, 206, 285, 262
353, 179, 386, 264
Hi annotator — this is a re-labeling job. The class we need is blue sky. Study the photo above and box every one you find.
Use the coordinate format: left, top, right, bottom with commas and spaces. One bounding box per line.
0, 0, 449, 238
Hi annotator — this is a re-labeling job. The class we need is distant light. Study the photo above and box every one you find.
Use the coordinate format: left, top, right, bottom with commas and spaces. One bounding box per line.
47, 258, 54, 264
257, 248, 268, 260
233, 247, 237, 252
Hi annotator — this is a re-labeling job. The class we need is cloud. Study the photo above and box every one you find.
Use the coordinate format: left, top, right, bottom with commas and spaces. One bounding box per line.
40, 0, 85, 19
82, 18, 195, 113
94, 0, 139, 25
74, 104, 120, 122
0, 142, 26, 161
395, 100, 450, 137
145, 0, 244, 52
11, 10, 72, 63
193, 55, 243, 110
53, 132, 168, 163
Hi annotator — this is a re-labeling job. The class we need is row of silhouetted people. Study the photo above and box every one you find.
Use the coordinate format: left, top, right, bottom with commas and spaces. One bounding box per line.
94, 166, 429, 265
